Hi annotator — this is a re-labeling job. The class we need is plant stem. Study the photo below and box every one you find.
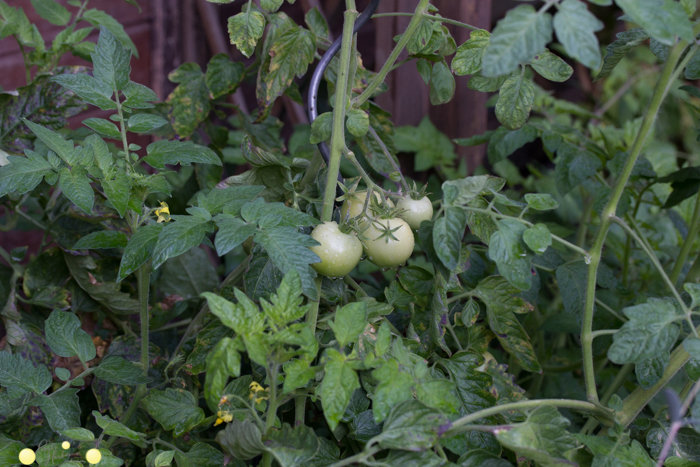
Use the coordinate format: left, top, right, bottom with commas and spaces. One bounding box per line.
670, 188, 700, 285
136, 264, 151, 374
326, 447, 382, 467
594, 299, 627, 322
371, 12, 478, 31
579, 34, 693, 404
344, 275, 367, 296
355, 0, 432, 107
320, 6, 358, 222
261, 364, 279, 467
296, 276, 323, 427
367, 127, 410, 192
447, 399, 614, 435
591, 329, 617, 339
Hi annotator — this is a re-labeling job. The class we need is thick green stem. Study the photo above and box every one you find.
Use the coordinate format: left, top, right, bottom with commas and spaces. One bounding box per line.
447, 399, 614, 435
261, 364, 279, 467
137, 264, 151, 375
355, 0, 432, 107
670, 187, 700, 285
320, 8, 358, 222
580, 36, 692, 403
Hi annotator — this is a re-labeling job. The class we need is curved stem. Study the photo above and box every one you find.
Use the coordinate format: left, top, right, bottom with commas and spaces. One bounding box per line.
447, 399, 614, 435
371, 12, 478, 31
355, 0, 432, 107
670, 188, 700, 285
580, 33, 697, 403
367, 127, 410, 192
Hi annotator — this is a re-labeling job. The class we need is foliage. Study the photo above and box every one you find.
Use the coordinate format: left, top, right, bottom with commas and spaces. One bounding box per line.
1, 0, 700, 466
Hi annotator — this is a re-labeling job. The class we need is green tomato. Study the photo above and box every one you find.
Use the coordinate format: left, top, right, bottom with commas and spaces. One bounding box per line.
397, 196, 434, 230
362, 217, 415, 268
310, 221, 363, 277
340, 191, 393, 225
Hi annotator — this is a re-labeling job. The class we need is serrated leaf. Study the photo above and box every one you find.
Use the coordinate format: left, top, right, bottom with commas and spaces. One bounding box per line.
151, 215, 215, 270
473, 276, 540, 373
575, 435, 654, 467
555, 142, 601, 196
118, 224, 163, 281
0, 351, 52, 398
73, 230, 128, 249
260, 270, 308, 326
142, 388, 205, 437
433, 207, 467, 271
23, 119, 77, 164
429, 61, 456, 105
329, 302, 367, 348
82, 9, 139, 57
204, 337, 241, 411
123, 81, 158, 109
346, 109, 369, 137
371, 400, 449, 451
167, 63, 209, 138
51, 73, 117, 110
45, 310, 96, 363
91, 26, 131, 91
37, 389, 81, 431
529, 49, 573, 82
495, 73, 535, 131
205, 53, 245, 99
228, 10, 265, 58
143, 140, 221, 169
321, 349, 360, 431
93, 410, 145, 441
266, 424, 320, 467
523, 223, 551, 254
553, 0, 604, 69
615, 0, 694, 46
35, 442, 70, 466
555, 260, 587, 322
489, 219, 532, 291
525, 193, 559, 211
201, 291, 265, 335
83, 117, 121, 138
94, 356, 150, 385
596, 28, 649, 80
482, 5, 553, 77
60, 427, 95, 441
305, 7, 329, 40
0, 153, 54, 197
59, 166, 94, 214
310, 112, 332, 144
608, 298, 681, 365
30, 0, 70, 25
127, 114, 168, 133
452, 29, 490, 76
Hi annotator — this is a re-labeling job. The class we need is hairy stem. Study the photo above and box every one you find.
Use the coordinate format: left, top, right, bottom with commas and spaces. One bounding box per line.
355, 0, 432, 107
371, 12, 478, 31
580, 35, 693, 403
137, 264, 151, 375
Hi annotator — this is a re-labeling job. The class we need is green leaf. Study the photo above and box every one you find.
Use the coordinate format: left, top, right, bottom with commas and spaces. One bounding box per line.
686, 338, 700, 360
685, 283, 700, 309
35, 442, 70, 466
321, 349, 360, 431
91, 26, 131, 92
64, 253, 140, 315
151, 216, 215, 270
429, 61, 456, 105
394, 117, 456, 171
205, 53, 245, 99
371, 359, 415, 423
174, 443, 225, 467
82, 9, 139, 57
575, 435, 655, 467
59, 166, 94, 214
458, 450, 511, 467
23, 119, 77, 164
468, 71, 508, 92
31, 0, 70, 25
50, 73, 117, 110
60, 427, 95, 441
201, 290, 265, 335
523, 223, 552, 255
482, 5, 553, 77
553, 0, 604, 70
0, 153, 54, 197
45, 310, 96, 363
261, 25, 316, 106
555, 260, 587, 322
37, 389, 81, 431
204, 337, 241, 411
156, 247, 218, 299
214, 216, 258, 256
372, 400, 449, 451
596, 28, 649, 80
55, 367, 70, 381
94, 356, 150, 385
142, 388, 205, 437
473, 276, 540, 373
0, 349, 52, 399
154, 451, 175, 467
143, 140, 221, 169
442, 176, 505, 207
529, 50, 573, 82
305, 7, 329, 40
261, 0, 283, 13
228, 10, 265, 58
524, 193, 559, 211
265, 424, 320, 467
635, 353, 669, 389
452, 29, 490, 76
123, 81, 158, 109
260, 270, 308, 326
215, 420, 266, 461
489, 219, 531, 291
615, 0, 694, 46
0, 436, 25, 467
118, 224, 163, 281
495, 73, 535, 131
495, 406, 577, 465
283, 359, 316, 394
127, 114, 168, 133
73, 230, 128, 249
554, 142, 602, 196
329, 302, 367, 348
254, 227, 320, 300
433, 207, 467, 271
309, 112, 333, 144
608, 298, 681, 365
93, 410, 145, 441
83, 117, 121, 138
346, 109, 369, 137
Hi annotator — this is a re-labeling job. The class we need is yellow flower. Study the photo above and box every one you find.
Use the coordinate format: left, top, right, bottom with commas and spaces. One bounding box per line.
214, 409, 234, 426
155, 201, 171, 223
249, 381, 270, 404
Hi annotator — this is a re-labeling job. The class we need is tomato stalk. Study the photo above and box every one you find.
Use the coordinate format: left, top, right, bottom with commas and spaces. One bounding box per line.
580, 27, 700, 404
670, 185, 700, 285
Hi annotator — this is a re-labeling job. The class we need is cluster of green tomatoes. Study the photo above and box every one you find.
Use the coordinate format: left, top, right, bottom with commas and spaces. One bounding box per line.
309, 189, 434, 277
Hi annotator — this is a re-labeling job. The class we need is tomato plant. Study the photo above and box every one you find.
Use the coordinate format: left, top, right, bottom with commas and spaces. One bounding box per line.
1, 0, 700, 466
